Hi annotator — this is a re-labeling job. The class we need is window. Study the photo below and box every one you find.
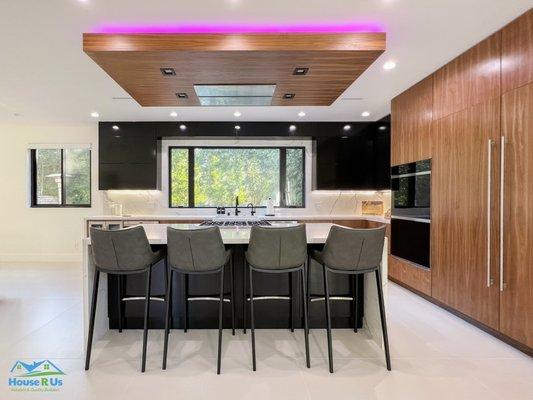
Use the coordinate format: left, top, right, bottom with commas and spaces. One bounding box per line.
169, 146, 305, 208
30, 148, 91, 207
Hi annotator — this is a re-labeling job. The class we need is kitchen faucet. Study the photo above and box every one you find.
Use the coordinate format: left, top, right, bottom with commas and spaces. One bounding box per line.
247, 203, 256, 216
234, 196, 241, 216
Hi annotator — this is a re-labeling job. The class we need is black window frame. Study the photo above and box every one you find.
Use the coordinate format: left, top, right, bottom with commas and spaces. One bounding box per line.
30, 148, 92, 208
168, 146, 306, 209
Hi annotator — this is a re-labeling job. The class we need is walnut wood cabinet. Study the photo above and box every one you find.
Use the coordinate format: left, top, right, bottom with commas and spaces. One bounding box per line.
390, 9, 533, 352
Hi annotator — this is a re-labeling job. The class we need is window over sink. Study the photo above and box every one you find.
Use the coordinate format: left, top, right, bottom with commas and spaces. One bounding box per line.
169, 146, 304, 208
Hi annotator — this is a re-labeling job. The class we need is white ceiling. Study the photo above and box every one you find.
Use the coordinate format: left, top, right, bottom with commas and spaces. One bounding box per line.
0, 0, 531, 124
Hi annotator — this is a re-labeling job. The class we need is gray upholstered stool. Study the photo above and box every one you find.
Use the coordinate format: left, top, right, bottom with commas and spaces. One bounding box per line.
310, 225, 391, 373
86, 226, 166, 372
245, 224, 310, 371
163, 226, 234, 375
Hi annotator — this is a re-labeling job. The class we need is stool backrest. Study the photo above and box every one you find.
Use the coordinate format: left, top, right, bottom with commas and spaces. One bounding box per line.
247, 224, 307, 270
90, 226, 155, 272
167, 226, 227, 272
322, 225, 385, 271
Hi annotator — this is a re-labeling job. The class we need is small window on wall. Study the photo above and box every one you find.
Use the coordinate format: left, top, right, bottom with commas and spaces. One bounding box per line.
30, 148, 91, 207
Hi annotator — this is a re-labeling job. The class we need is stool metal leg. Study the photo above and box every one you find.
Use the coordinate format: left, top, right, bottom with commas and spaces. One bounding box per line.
162, 268, 173, 370
217, 267, 225, 375
301, 267, 310, 368
375, 269, 392, 371
84, 270, 100, 371
141, 267, 152, 373
183, 273, 189, 333
243, 260, 247, 334
249, 267, 256, 371
117, 274, 123, 333
306, 255, 311, 311
323, 266, 334, 373
289, 272, 294, 332
352, 275, 358, 333
230, 255, 235, 336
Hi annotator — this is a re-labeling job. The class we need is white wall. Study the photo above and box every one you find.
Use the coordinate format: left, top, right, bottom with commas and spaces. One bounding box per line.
0, 124, 102, 262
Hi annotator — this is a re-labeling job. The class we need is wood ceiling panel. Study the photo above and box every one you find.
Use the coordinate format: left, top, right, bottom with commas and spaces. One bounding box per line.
83, 33, 385, 106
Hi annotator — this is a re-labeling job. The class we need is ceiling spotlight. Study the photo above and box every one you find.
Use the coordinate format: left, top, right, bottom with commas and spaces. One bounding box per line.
283, 93, 295, 99
233, 111, 241, 117
289, 125, 297, 132
234, 125, 241, 130
293, 67, 309, 75
112, 125, 119, 131
298, 111, 306, 118
383, 61, 396, 70
179, 124, 187, 131
343, 124, 352, 131
379, 125, 387, 131
170, 111, 178, 117
176, 92, 188, 99
361, 111, 370, 117
160, 67, 176, 76
90, 112, 99, 118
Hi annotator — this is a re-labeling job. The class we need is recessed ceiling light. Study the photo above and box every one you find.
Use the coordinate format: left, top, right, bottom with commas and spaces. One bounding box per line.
160, 67, 176, 76
176, 92, 188, 99
233, 111, 241, 117
170, 111, 178, 117
379, 125, 387, 131
361, 111, 370, 117
298, 111, 306, 118
90, 112, 99, 118
112, 125, 119, 131
179, 124, 187, 131
289, 125, 297, 132
283, 93, 295, 99
343, 124, 352, 131
293, 67, 309, 75
383, 61, 396, 70
234, 125, 241, 130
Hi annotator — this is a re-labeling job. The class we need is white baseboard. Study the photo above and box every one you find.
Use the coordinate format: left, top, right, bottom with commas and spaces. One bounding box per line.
0, 253, 81, 263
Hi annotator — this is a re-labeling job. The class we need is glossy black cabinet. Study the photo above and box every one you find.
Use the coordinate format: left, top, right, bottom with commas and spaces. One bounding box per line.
99, 122, 159, 190
314, 121, 390, 190
98, 120, 390, 190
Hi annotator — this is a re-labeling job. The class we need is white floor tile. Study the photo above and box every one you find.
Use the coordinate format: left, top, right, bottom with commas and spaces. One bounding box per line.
0, 262, 531, 400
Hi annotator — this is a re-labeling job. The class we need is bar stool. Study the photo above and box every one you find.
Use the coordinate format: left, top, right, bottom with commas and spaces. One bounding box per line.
85, 226, 166, 372
309, 225, 391, 373
162, 226, 234, 375
245, 224, 310, 371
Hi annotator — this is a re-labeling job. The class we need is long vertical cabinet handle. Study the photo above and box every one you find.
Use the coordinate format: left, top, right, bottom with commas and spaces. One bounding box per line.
486, 139, 494, 287
499, 136, 506, 292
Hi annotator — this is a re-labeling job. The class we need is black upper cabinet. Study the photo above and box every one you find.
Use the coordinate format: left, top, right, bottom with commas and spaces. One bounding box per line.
99, 122, 160, 190
314, 122, 390, 190
98, 120, 390, 191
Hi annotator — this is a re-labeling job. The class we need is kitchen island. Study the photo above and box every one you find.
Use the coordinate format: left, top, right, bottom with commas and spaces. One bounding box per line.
82, 222, 388, 350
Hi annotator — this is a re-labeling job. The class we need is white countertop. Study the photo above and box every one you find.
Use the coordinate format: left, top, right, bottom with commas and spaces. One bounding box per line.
84, 222, 339, 245
84, 214, 390, 224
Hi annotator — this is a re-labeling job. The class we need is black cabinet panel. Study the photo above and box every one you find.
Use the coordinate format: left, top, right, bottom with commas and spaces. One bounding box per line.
99, 163, 158, 190
99, 122, 157, 164
315, 121, 390, 190
99, 122, 159, 189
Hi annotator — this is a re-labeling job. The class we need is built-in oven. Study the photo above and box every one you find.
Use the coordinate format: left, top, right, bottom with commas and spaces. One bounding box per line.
391, 159, 431, 268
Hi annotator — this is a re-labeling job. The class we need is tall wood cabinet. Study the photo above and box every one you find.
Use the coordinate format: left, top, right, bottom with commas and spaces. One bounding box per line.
431, 99, 501, 330
500, 83, 533, 347
391, 9, 533, 352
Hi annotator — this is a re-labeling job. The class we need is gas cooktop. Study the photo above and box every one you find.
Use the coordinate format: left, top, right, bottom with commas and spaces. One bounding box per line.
199, 220, 271, 227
